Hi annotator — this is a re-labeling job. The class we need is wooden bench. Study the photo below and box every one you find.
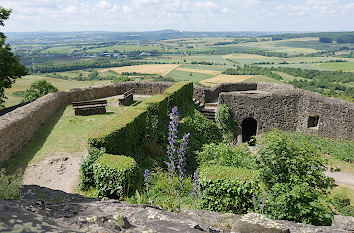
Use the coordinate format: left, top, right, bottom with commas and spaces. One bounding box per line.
72, 99, 107, 116
119, 88, 134, 106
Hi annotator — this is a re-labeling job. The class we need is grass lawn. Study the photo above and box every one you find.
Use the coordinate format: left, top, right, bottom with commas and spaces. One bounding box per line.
165, 69, 214, 82
4, 99, 139, 172
319, 62, 354, 71
4, 75, 112, 107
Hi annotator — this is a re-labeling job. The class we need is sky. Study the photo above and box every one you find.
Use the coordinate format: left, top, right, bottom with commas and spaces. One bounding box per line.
1, 0, 354, 32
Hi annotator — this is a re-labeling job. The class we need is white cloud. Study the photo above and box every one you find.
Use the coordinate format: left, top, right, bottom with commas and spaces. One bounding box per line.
1, 0, 353, 32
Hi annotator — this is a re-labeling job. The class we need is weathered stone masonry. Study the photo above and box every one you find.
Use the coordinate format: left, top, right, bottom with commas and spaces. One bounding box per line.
0, 81, 353, 164
0, 82, 174, 164
215, 82, 353, 143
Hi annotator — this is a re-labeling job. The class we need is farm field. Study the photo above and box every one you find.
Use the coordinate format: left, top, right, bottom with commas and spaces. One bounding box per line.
84, 44, 164, 53
175, 67, 221, 75
319, 62, 354, 71
4, 75, 111, 107
165, 69, 214, 82
100, 64, 180, 76
199, 74, 254, 87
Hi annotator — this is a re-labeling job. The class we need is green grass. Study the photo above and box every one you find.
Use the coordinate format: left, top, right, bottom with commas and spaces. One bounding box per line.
319, 62, 354, 71
165, 69, 214, 82
4, 75, 111, 107
4, 102, 134, 172
332, 185, 354, 206
244, 75, 284, 84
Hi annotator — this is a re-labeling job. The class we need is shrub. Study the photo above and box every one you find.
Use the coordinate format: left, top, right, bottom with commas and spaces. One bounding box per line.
22, 80, 58, 102
197, 142, 255, 168
257, 130, 335, 225
179, 109, 222, 173
79, 147, 106, 190
112, 76, 132, 82
93, 154, 139, 198
0, 168, 22, 200
89, 109, 147, 162
180, 109, 222, 152
274, 131, 354, 162
199, 165, 259, 214
139, 169, 195, 211
216, 104, 236, 142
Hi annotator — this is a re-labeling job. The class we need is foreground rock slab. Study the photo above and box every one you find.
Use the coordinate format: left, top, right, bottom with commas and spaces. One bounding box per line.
0, 185, 351, 233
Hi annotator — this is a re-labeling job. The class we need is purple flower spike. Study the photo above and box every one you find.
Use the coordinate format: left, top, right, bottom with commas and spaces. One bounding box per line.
166, 106, 190, 179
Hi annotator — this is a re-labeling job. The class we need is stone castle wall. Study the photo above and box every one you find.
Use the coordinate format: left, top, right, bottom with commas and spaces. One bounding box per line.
216, 82, 353, 142
0, 80, 352, 164
0, 82, 173, 164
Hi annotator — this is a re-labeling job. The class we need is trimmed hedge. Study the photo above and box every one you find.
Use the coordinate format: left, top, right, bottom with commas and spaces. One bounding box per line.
89, 109, 147, 162
93, 154, 139, 198
199, 165, 259, 214
88, 81, 193, 162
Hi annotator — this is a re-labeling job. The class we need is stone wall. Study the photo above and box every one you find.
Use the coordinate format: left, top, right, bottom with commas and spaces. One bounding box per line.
1, 80, 353, 164
0, 82, 173, 164
218, 82, 354, 142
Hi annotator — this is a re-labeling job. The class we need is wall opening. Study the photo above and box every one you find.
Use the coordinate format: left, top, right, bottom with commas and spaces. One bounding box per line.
307, 115, 319, 128
242, 117, 257, 146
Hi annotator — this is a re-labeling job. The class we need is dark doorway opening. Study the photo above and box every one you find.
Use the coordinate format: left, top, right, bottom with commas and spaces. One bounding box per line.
307, 115, 319, 128
242, 117, 257, 145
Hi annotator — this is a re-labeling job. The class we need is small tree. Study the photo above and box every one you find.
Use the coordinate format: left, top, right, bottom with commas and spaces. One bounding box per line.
257, 130, 335, 226
0, 6, 28, 108
22, 80, 58, 102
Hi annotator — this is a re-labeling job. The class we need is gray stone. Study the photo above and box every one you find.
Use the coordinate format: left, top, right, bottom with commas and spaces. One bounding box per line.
332, 215, 354, 231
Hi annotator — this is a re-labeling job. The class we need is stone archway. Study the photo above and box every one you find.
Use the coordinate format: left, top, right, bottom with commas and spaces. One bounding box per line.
242, 117, 257, 145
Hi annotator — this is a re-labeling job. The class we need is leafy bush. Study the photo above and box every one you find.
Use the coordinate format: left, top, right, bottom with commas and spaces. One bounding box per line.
199, 165, 259, 214
93, 154, 139, 198
0, 169, 22, 200
180, 109, 222, 152
22, 80, 58, 102
274, 131, 354, 162
257, 130, 335, 225
197, 142, 255, 168
136, 169, 195, 211
179, 109, 222, 172
112, 76, 131, 82
216, 104, 236, 142
79, 147, 106, 191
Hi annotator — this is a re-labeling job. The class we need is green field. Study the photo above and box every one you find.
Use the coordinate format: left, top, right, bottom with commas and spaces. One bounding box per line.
4, 75, 111, 107
244, 75, 283, 84
165, 69, 214, 82
319, 62, 354, 71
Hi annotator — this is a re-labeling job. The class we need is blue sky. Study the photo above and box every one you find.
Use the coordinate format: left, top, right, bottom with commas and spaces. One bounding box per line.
2, 0, 354, 32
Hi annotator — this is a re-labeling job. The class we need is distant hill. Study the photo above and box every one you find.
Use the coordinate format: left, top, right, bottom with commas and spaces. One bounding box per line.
269, 31, 354, 43
6, 30, 285, 45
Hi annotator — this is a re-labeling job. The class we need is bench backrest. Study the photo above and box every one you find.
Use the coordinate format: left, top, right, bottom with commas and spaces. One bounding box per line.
123, 88, 134, 98
72, 100, 107, 107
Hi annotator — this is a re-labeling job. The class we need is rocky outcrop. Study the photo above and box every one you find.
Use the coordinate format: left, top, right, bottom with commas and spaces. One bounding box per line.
0, 185, 350, 233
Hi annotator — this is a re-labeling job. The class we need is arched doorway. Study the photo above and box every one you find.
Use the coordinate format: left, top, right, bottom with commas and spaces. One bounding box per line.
242, 117, 257, 145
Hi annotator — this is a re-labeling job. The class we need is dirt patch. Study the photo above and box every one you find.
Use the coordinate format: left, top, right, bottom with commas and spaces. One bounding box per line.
23, 152, 83, 193
100, 64, 180, 76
